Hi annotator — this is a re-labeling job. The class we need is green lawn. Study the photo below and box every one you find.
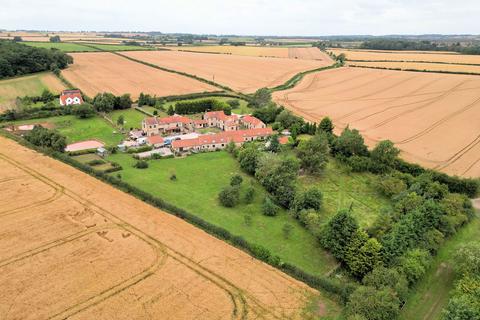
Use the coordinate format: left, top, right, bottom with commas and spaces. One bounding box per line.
107, 151, 337, 276
400, 216, 480, 320
22, 42, 98, 52
8, 115, 124, 146
109, 109, 148, 130
301, 160, 391, 228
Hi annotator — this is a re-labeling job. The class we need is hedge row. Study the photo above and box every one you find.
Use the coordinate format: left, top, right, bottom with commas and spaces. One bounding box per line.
348, 59, 480, 67
269, 62, 342, 92
161, 91, 250, 103
1, 130, 351, 304
394, 158, 479, 197
349, 65, 480, 77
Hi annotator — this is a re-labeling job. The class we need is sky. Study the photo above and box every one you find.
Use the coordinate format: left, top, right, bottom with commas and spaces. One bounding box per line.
1, 0, 479, 36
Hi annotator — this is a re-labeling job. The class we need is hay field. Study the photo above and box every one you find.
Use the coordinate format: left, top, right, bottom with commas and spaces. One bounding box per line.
0, 72, 66, 111
328, 48, 480, 65
0, 136, 338, 319
288, 47, 332, 61
171, 45, 290, 58
62, 52, 216, 98
273, 67, 480, 178
123, 50, 332, 93
349, 61, 480, 74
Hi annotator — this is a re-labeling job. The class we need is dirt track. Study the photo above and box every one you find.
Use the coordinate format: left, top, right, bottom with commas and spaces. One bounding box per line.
0, 136, 334, 319
273, 67, 480, 178
62, 52, 216, 99
123, 50, 332, 93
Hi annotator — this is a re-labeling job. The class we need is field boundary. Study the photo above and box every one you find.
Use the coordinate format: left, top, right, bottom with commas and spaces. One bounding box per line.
0, 129, 354, 305
348, 64, 480, 76
348, 59, 480, 67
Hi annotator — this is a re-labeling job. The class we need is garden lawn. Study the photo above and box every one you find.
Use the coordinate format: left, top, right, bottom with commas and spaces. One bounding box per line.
300, 160, 391, 228
399, 215, 480, 320
22, 42, 98, 52
8, 115, 124, 146
109, 108, 148, 129
107, 151, 338, 276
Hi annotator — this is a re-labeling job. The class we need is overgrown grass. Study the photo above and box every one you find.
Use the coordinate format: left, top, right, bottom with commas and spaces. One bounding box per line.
109, 108, 149, 129
399, 215, 480, 320
164, 96, 253, 114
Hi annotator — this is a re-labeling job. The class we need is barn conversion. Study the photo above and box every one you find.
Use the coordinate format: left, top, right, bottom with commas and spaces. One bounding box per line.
59, 89, 83, 106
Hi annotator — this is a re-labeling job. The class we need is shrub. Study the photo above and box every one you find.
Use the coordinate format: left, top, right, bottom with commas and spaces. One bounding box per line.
134, 160, 149, 169
218, 185, 240, 207
73, 103, 95, 119
282, 223, 294, 239
227, 99, 240, 108
292, 187, 323, 215
377, 175, 407, 198
346, 286, 400, 320
230, 174, 243, 187
262, 196, 279, 216
244, 186, 255, 204
24, 126, 66, 152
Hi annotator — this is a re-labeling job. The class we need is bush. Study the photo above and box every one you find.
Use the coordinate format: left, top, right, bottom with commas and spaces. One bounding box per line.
292, 187, 323, 215
346, 286, 400, 320
24, 126, 66, 152
262, 196, 279, 216
333, 126, 369, 158
230, 174, 243, 187
73, 103, 95, 119
134, 160, 149, 169
218, 185, 240, 207
227, 99, 240, 108
244, 186, 255, 204
377, 175, 407, 198
87, 159, 106, 166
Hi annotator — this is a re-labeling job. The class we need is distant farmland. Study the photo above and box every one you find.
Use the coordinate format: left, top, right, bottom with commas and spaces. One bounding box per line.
123, 50, 333, 93
62, 52, 216, 98
273, 67, 480, 178
0, 72, 66, 111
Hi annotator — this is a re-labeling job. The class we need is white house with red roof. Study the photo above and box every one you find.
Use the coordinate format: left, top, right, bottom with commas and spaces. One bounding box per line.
240, 115, 266, 129
59, 90, 83, 106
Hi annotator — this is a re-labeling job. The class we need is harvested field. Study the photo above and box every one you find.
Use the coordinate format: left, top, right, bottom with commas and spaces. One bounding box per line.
170, 45, 290, 58
0, 136, 339, 319
328, 48, 480, 65
348, 61, 480, 74
0, 72, 66, 111
62, 52, 216, 98
123, 50, 332, 93
288, 47, 332, 61
273, 67, 480, 178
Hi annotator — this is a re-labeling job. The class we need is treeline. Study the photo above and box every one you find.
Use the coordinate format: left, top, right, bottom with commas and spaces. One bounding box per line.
172, 98, 231, 115
360, 39, 480, 55
0, 40, 73, 78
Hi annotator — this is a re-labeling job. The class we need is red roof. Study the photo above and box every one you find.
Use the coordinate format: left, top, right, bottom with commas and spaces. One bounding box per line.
172, 128, 273, 149
144, 117, 158, 126
60, 89, 83, 106
204, 111, 227, 120
158, 115, 192, 125
147, 135, 164, 145
242, 115, 264, 126
279, 136, 290, 145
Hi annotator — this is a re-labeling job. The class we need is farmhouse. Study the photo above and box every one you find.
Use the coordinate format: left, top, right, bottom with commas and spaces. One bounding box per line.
146, 135, 165, 148
59, 89, 83, 106
203, 111, 240, 131
142, 115, 193, 136
172, 127, 273, 154
240, 115, 266, 129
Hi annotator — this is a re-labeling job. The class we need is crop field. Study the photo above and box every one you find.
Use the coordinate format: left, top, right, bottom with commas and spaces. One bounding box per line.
348, 61, 480, 74
171, 45, 291, 58
288, 47, 332, 61
328, 48, 480, 65
273, 67, 480, 178
0, 72, 66, 111
62, 52, 217, 98
0, 136, 340, 319
22, 41, 98, 52
123, 50, 332, 93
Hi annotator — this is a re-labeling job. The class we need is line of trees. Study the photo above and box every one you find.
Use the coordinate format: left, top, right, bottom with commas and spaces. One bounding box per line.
360, 39, 480, 55
0, 40, 73, 78
92, 92, 132, 112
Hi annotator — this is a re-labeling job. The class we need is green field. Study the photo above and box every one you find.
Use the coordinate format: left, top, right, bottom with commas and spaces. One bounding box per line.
9, 115, 124, 146
105, 151, 389, 276
0, 72, 66, 110
400, 215, 480, 320
109, 109, 150, 129
22, 41, 98, 52
86, 43, 154, 51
